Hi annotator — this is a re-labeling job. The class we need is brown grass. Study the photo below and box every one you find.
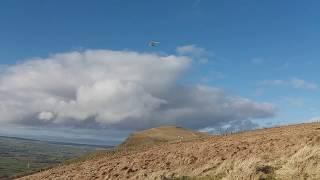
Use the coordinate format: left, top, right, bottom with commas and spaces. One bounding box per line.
118, 126, 209, 149
18, 122, 320, 180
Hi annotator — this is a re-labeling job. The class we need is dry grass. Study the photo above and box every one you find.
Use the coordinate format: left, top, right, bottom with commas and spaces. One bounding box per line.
19, 122, 320, 180
118, 126, 209, 149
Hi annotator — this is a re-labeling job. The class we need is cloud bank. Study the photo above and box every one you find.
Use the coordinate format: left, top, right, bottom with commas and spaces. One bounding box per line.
0, 49, 274, 131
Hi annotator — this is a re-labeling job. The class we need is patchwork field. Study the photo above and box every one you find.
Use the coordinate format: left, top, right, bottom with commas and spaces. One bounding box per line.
0, 136, 109, 179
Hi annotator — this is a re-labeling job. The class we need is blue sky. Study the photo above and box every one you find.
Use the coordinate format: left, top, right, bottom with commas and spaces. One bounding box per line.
1, 0, 320, 144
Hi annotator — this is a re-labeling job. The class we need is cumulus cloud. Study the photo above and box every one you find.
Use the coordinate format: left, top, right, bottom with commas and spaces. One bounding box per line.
0, 49, 274, 131
261, 78, 318, 90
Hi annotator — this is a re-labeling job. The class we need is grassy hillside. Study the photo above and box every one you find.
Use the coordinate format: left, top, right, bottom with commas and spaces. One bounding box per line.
119, 126, 209, 149
0, 136, 108, 179
19, 122, 320, 180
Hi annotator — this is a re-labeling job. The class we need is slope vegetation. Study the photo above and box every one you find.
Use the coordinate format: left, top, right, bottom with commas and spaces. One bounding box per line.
19, 122, 320, 180
118, 126, 209, 149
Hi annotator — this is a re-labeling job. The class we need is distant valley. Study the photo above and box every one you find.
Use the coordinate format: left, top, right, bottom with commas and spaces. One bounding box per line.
0, 136, 112, 179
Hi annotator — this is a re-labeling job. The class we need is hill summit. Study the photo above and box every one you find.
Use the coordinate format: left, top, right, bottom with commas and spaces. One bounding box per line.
118, 126, 209, 149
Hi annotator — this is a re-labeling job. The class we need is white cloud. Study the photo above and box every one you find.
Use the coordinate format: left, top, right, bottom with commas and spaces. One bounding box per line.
291, 78, 317, 90
176, 45, 206, 56
0, 49, 274, 130
38, 111, 54, 121
261, 78, 318, 90
176, 44, 211, 63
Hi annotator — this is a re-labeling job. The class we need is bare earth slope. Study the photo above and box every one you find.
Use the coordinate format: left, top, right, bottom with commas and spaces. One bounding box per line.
19, 122, 320, 180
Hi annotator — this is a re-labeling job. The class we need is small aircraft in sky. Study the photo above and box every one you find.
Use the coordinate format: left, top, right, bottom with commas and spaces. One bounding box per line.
148, 41, 160, 47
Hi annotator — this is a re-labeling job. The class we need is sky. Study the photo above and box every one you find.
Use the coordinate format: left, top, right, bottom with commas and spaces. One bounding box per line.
1, 0, 320, 145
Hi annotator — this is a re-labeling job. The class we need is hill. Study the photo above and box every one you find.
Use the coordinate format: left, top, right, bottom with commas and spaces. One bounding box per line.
0, 136, 108, 179
118, 126, 209, 149
19, 122, 320, 180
